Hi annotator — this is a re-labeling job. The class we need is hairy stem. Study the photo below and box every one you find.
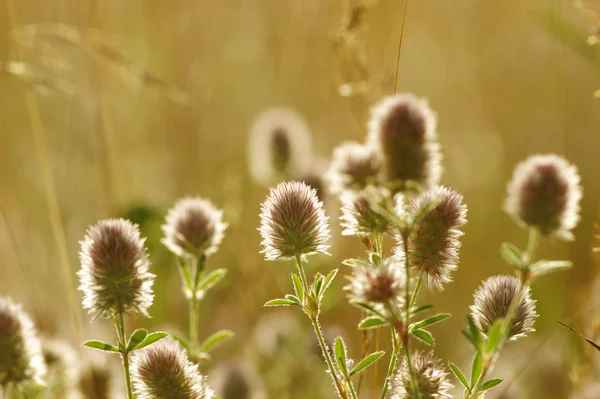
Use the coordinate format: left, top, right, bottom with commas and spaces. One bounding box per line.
380, 305, 401, 399
115, 311, 134, 399
466, 228, 539, 399
372, 232, 383, 396
402, 230, 421, 398
189, 297, 199, 352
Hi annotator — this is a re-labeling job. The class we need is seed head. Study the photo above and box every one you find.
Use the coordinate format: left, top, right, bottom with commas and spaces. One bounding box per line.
259, 181, 330, 261
327, 141, 381, 194
471, 275, 537, 340
162, 197, 228, 259
78, 218, 155, 319
41, 339, 80, 398
505, 154, 582, 240
340, 190, 389, 236
367, 94, 442, 192
0, 297, 46, 388
345, 258, 405, 305
131, 339, 214, 399
390, 351, 453, 399
406, 186, 468, 290
248, 107, 313, 186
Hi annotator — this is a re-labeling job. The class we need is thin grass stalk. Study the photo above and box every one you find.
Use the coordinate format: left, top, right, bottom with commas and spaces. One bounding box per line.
466, 228, 540, 399
392, 0, 410, 94
4, 0, 83, 343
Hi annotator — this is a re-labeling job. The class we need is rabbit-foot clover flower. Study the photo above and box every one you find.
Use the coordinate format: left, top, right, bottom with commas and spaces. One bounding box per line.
41, 339, 80, 398
340, 189, 390, 236
0, 297, 46, 388
345, 258, 405, 306
471, 275, 537, 340
259, 181, 330, 261
505, 154, 582, 240
248, 107, 314, 186
78, 218, 155, 319
390, 351, 453, 399
162, 197, 228, 259
327, 141, 382, 194
131, 339, 214, 399
406, 185, 467, 290
367, 94, 442, 193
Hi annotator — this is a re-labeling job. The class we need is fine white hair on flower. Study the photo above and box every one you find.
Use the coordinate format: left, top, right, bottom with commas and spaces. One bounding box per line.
327, 141, 382, 194
345, 258, 405, 306
248, 107, 314, 187
0, 296, 46, 388
504, 154, 582, 241
161, 196, 228, 259
390, 351, 453, 399
78, 218, 155, 319
367, 94, 442, 193
131, 339, 214, 399
259, 181, 330, 261
470, 275, 537, 341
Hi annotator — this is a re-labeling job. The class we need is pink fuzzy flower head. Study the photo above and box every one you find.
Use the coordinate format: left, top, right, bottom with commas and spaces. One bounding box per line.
327, 141, 382, 194
78, 218, 154, 319
340, 190, 390, 237
390, 351, 453, 399
505, 154, 582, 240
406, 186, 467, 290
345, 258, 405, 305
367, 94, 442, 193
131, 339, 214, 399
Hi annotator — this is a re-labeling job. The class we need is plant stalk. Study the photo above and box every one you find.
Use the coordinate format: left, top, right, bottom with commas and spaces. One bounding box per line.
115, 311, 134, 399
402, 230, 421, 398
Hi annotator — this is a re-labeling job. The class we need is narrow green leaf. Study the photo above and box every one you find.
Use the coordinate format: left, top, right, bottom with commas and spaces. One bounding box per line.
480, 378, 503, 392
264, 298, 298, 307
313, 273, 324, 298
500, 242, 523, 267
467, 315, 483, 352
558, 321, 600, 351
134, 332, 168, 351
410, 313, 451, 332
411, 329, 434, 345
350, 301, 386, 318
197, 267, 227, 292
83, 340, 119, 353
368, 252, 381, 265
342, 259, 370, 268
126, 329, 148, 352
334, 337, 347, 373
284, 294, 301, 305
193, 254, 207, 289
471, 352, 483, 388
529, 260, 573, 277
320, 269, 338, 298
358, 315, 388, 330
292, 273, 304, 302
199, 330, 234, 353
485, 320, 504, 354
349, 351, 385, 376
448, 362, 470, 389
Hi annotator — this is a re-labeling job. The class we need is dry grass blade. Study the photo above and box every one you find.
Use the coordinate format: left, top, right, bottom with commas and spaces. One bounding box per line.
558, 321, 600, 351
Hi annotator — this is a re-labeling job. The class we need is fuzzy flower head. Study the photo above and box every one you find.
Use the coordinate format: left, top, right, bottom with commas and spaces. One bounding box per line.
131, 339, 214, 399
41, 339, 80, 398
327, 141, 382, 194
259, 181, 330, 261
367, 94, 442, 193
471, 275, 537, 341
340, 189, 390, 236
162, 197, 228, 259
406, 186, 468, 291
248, 107, 314, 186
0, 297, 46, 388
78, 218, 155, 319
505, 154, 582, 241
345, 258, 405, 305
390, 351, 452, 399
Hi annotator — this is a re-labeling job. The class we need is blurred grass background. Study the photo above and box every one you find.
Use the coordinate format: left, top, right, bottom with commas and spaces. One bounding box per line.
1, 0, 600, 397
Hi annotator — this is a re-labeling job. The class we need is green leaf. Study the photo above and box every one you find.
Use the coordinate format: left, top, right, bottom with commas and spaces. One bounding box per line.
199, 330, 234, 353
197, 267, 227, 292
411, 329, 434, 345
480, 378, 503, 392
264, 298, 298, 307
193, 254, 207, 289
485, 320, 504, 354
471, 352, 483, 388
313, 273, 324, 298
467, 315, 483, 352
500, 242, 523, 267
410, 313, 451, 332
411, 198, 441, 226
529, 260, 573, 277
350, 301, 386, 318
134, 332, 168, 351
334, 337, 348, 373
342, 259, 370, 268
320, 269, 338, 299
558, 321, 600, 351
284, 294, 301, 305
349, 351, 385, 376
292, 273, 304, 302
368, 252, 381, 265
126, 329, 148, 352
448, 362, 469, 389
358, 315, 388, 330
177, 257, 193, 291
83, 340, 119, 353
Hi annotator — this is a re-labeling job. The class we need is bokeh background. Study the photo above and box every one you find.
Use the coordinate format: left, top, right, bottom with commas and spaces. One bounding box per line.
1, 1, 600, 398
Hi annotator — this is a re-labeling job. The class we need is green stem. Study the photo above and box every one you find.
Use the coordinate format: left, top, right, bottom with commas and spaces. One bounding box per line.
380, 315, 400, 399
115, 311, 134, 399
375, 232, 383, 258
189, 297, 199, 352
466, 228, 540, 399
